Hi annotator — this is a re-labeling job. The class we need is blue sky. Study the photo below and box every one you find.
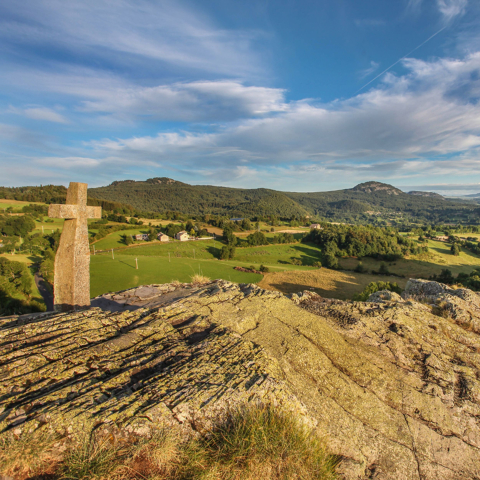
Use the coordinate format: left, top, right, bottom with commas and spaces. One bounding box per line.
1, 0, 480, 194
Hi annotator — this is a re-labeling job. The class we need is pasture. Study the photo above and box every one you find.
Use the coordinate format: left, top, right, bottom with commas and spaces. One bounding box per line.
338, 239, 480, 277
92, 228, 150, 250
259, 268, 407, 300
90, 254, 262, 297
0, 199, 44, 211
0, 253, 45, 302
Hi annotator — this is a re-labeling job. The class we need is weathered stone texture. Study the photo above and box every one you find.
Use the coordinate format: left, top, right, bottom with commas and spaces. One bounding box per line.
48, 182, 101, 311
1, 279, 480, 479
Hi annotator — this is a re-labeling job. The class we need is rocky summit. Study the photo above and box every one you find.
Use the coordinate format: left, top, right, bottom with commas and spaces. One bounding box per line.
1, 279, 480, 480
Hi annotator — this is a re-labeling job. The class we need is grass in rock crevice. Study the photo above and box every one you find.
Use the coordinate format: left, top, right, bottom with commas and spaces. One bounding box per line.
0, 405, 338, 480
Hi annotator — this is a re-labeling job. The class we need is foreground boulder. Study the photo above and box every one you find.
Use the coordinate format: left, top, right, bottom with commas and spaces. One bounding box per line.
1, 280, 480, 479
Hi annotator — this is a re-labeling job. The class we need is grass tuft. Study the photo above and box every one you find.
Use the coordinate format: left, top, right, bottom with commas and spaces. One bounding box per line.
0, 427, 62, 479
190, 274, 211, 285
1, 405, 338, 480
180, 404, 338, 480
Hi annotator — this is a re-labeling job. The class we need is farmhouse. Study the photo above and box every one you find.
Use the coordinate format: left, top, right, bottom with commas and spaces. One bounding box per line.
157, 233, 169, 242
310, 223, 322, 230
175, 231, 189, 241
135, 233, 149, 241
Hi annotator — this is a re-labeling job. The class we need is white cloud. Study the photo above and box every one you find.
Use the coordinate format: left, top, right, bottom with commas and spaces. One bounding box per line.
79, 80, 287, 121
436, 0, 468, 22
8, 106, 68, 123
0, 0, 266, 79
406, 0, 468, 22
35, 156, 100, 168
90, 52, 480, 174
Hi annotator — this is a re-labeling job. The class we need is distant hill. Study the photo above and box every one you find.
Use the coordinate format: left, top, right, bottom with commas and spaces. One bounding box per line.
352, 181, 402, 195
407, 191, 444, 200
89, 178, 311, 218
88, 178, 478, 224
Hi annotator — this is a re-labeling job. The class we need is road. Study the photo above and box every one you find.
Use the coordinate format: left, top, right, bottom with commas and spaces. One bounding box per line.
34, 272, 54, 311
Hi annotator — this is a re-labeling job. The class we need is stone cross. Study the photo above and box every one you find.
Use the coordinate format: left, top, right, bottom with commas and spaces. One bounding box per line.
48, 182, 101, 311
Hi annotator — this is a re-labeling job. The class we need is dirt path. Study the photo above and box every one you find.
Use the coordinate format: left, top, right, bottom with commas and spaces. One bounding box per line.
34, 272, 54, 311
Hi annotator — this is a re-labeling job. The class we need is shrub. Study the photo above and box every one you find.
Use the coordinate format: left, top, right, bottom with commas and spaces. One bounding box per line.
353, 281, 402, 301
259, 264, 270, 272
354, 261, 366, 273
220, 245, 236, 260
378, 262, 390, 275
323, 254, 338, 269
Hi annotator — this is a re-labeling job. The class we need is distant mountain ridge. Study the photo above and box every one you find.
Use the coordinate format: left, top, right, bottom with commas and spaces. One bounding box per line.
88, 178, 477, 223
407, 191, 444, 200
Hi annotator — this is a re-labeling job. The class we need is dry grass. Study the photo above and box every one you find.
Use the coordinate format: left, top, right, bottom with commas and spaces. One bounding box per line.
259, 268, 407, 300
0, 428, 63, 479
0, 405, 338, 480
190, 274, 211, 285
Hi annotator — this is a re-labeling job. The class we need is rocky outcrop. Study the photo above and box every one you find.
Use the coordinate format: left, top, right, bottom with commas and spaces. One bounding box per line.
1, 280, 480, 479
351, 181, 402, 195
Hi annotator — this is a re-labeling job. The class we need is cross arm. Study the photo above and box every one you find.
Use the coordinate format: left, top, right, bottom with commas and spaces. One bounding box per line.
48, 204, 79, 219
87, 206, 102, 219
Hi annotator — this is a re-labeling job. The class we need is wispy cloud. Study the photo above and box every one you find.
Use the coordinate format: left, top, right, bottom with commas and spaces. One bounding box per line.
0, 0, 267, 79
406, 0, 468, 22
8, 106, 68, 124
406, 0, 423, 15
354, 19, 386, 27
89, 53, 480, 179
358, 61, 380, 79
436, 0, 468, 22
79, 81, 287, 122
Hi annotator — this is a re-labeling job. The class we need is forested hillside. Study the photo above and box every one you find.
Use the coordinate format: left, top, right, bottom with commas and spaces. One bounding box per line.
89, 178, 310, 218
89, 178, 479, 223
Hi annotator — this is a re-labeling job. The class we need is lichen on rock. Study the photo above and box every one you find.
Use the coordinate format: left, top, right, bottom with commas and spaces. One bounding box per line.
1, 279, 480, 480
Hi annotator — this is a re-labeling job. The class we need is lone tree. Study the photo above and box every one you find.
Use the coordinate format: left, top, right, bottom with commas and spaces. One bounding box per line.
451, 243, 460, 256
222, 222, 237, 246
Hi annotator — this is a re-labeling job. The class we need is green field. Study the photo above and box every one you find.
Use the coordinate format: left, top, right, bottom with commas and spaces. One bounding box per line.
0, 253, 44, 303
0, 199, 44, 211
92, 228, 150, 250
339, 239, 480, 278
33, 217, 65, 234
90, 254, 262, 297
234, 243, 322, 266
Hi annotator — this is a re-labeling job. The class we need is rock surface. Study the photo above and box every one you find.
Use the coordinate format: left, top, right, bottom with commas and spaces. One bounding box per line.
2, 279, 480, 479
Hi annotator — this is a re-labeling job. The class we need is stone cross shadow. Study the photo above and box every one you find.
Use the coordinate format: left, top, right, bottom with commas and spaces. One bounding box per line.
48, 182, 101, 312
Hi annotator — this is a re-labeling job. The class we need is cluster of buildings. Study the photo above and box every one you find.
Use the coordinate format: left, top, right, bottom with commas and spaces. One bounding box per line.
134, 231, 191, 242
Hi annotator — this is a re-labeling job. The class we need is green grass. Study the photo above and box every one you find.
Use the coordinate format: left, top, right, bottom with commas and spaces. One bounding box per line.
115, 241, 323, 269
119, 239, 219, 259
92, 228, 150, 250
90, 254, 262, 297
0, 199, 45, 211
183, 405, 338, 479
0, 253, 45, 309
33, 218, 65, 234
233, 243, 323, 267
339, 239, 480, 278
